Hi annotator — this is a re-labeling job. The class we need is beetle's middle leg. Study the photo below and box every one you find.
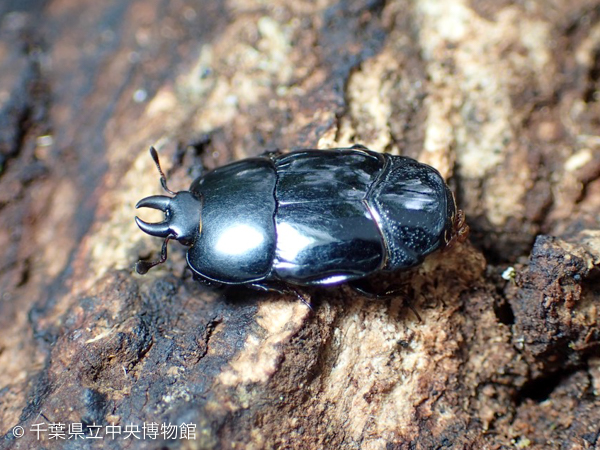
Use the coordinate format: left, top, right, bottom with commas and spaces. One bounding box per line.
249, 282, 313, 311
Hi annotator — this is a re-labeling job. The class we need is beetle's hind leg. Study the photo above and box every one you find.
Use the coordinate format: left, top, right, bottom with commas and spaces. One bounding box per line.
249, 282, 313, 311
259, 148, 284, 160
347, 279, 422, 322
350, 143, 369, 151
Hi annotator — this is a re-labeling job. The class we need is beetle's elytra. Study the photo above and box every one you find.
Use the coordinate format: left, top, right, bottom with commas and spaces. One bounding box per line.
135, 145, 465, 288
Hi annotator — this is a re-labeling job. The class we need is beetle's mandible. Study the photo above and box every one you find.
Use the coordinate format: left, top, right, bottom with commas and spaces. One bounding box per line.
135, 145, 466, 289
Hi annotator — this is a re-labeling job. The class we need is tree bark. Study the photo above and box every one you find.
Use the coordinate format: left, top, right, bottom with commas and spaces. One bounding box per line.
1, 0, 600, 449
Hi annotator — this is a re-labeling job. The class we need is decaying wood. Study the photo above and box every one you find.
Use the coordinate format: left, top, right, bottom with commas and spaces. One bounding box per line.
1, 0, 600, 449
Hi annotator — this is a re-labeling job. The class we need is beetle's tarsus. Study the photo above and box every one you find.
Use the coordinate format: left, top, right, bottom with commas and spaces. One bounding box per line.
289, 286, 313, 311
250, 282, 313, 311
444, 209, 469, 251
348, 281, 422, 321
407, 304, 422, 322
136, 236, 171, 274
260, 148, 284, 160
348, 281, 404, 300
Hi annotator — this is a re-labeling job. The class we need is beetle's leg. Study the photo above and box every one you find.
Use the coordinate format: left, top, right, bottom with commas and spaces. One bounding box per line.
191, 273, 224, 288
444, 209, 470, 251
249, 282, 313, 311
288, 286, 313, 311
347, 280, 407, 299
136, 236, 171, 274
259, 148, 284, 160
347, 280, 379, 298
347, 280, 422, 322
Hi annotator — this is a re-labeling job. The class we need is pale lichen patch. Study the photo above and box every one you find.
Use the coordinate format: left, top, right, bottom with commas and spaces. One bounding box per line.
219, 300, 309, 386
318, 299, 462, 443
417, 1, 553, 226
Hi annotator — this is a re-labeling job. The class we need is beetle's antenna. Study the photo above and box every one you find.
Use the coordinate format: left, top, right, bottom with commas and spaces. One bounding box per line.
136, 236, 171, 274
149, 146, 176, 195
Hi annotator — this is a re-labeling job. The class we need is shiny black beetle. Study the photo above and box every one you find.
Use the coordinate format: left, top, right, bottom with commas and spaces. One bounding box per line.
135, 145, 464, 289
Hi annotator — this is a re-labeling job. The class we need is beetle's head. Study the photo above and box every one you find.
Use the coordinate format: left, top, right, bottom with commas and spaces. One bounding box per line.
135, 191, 202, 245
134, 147, 203, 274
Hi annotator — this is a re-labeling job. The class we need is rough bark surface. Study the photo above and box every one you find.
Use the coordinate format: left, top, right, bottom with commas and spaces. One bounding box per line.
0, 0, 599, 449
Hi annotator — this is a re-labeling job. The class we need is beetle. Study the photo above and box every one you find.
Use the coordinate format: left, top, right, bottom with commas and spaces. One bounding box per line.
135, 145, 466, 292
